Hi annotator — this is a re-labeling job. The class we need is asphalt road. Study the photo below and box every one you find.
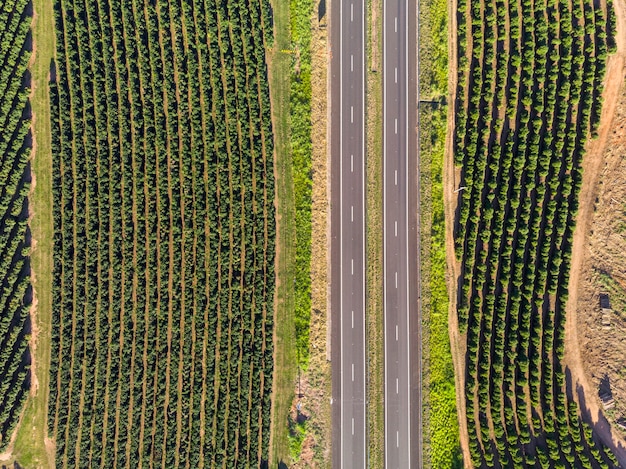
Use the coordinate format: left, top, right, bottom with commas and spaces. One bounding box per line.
330, 0, 367, 464
383, 0, 420, 466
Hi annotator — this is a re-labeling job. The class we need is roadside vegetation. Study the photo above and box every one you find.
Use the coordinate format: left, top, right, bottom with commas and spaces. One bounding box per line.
291, 0, 314, 371
268, 0, 298, 463
453, 0, 622, 464
418, 0, 461, 465
0, 0, 33, 452
47, 0, 276, 466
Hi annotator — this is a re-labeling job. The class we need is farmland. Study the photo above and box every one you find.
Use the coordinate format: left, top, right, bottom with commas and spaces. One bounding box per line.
453, 0, 623, 464
0, 0, 33, 452
47, 0, 276, 466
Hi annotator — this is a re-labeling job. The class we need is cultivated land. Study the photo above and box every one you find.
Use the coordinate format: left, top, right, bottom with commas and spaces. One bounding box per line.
0, 0, 33, 454
46, 0, 277, 466
450, 0, 624, 464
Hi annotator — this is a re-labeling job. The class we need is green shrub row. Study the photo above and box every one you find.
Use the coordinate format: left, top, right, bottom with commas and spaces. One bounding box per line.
0, 0, 32, 451
48, 0, 276, 465
454, 0, 620, 465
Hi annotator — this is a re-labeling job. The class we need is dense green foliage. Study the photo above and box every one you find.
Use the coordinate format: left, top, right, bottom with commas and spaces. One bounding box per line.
0, 0, 32, 451
47, 0, 276, 466
422, 108, 462, 468
419, 0, 461, 464
291, 0, 313, 368
454, 0, 621, 465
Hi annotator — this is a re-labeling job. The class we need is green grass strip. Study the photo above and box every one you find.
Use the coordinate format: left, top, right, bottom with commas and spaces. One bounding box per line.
419, 0, 461, 465
11, 0, 56, 466
290, 0, 313, 369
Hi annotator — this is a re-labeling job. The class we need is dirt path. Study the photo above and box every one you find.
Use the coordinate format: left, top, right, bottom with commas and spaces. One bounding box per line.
442, 0, 472, 463
563, 0, 626, 463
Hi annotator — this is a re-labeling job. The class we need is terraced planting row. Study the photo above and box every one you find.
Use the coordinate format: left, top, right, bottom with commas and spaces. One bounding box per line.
0, 0, 32, 452
454, 0, 621, 465
47, 0, 276, 466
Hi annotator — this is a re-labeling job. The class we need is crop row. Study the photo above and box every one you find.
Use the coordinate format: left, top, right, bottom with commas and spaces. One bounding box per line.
47, 0, 276, 466
0, 0, 32, 452
454, 0, 621, 465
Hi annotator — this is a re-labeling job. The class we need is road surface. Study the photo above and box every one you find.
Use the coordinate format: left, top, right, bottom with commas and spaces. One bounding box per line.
330, 0, 367, 465
383, 0, 420, 466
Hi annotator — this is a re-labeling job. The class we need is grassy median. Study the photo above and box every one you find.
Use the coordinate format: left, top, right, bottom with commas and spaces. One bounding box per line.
365, 0, 385, 464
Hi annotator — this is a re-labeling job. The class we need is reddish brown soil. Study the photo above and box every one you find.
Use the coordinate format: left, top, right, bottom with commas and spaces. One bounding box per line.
563, 0, 626, 464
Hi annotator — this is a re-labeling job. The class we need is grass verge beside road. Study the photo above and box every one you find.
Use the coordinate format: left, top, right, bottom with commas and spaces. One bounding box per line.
270, 0, 317, 461
268, 0, 298, 462
291, 0, 314, 371
418, 0, 462, 466
10, 0, 56, 466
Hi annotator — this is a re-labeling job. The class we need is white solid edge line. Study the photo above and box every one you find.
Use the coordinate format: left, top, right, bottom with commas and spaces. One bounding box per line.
405, 0, 411, 463
382, 0, 388, 464
361, 0, 367, 458
339, 0, 344, 463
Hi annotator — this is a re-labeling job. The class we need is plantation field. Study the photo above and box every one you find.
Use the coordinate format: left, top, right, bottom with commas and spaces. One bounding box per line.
47, 0, 277, 466
0, 0, 33, 452
453, 0, 623, 464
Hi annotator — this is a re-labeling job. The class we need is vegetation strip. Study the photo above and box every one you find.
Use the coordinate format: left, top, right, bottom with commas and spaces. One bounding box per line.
7, 0, 56, 465
47, 0, 277, 465
365, 0, 384, 464
291, 0, 314, 371
418, 0, 461, 465
452, 0, 622, 464
267, 0, 299, 461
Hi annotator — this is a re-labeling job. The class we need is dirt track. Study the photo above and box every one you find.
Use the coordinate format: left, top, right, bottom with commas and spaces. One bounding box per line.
443, 0, 472, 462
563, 0, 626, 464
445, 0, 626, 466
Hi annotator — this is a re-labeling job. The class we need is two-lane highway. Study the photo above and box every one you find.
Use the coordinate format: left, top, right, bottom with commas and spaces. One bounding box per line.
330, 0, 367, 464
383, 0, 419, 466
